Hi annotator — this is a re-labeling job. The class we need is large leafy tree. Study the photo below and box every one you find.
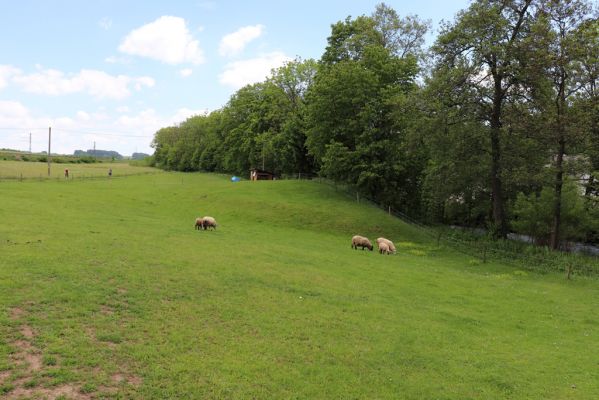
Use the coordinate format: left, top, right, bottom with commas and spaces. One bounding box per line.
432, 0, 536, 237
533, 0, 595, 248
306, 3, 427, 210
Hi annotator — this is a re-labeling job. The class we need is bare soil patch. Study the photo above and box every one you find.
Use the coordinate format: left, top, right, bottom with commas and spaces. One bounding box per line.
9, 307, 24, 320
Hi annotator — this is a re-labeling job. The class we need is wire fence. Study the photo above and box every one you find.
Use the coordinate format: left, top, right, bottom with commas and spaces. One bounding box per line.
314, 178, 599, 277
0, 170, 160, 182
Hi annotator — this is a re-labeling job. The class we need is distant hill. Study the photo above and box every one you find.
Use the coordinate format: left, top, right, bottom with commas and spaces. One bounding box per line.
131, 152, 150, 160
74, 149, 123, 159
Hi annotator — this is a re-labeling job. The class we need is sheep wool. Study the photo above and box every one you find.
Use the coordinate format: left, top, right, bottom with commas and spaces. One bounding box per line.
351, 235, 373, 251
376, 237, 396, 254
201, 216, 217, 230
378, 242, 390, 255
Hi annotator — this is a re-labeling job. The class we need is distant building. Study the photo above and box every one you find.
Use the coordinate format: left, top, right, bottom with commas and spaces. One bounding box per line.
250, 168, 275, 181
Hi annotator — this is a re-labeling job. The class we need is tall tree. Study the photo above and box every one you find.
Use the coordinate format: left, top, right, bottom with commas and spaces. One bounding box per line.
534, 0, 593, 248
372, 3, 431, 60
433, 0, 535, 238
574, 16, 599, 198
306, 4, 426, 210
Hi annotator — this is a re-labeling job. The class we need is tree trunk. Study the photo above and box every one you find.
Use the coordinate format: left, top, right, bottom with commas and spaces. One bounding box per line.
550, 75, 566, 250
490, 73, 508, 239
550, 136, 565, 249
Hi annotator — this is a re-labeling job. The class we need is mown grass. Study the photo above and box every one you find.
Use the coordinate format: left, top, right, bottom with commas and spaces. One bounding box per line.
0, 171, 598, 399
0, 160, 158, 180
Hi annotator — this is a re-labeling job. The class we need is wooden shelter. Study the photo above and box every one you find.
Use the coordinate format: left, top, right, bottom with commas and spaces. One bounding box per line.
250, 168, 275, 181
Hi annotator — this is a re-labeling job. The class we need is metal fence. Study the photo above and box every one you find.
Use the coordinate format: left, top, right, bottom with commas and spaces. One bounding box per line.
315, 178, 599, 277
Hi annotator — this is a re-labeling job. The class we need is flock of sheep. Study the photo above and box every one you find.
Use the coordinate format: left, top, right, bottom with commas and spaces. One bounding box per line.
194, 217, 395, 256
352, 235, 396, 255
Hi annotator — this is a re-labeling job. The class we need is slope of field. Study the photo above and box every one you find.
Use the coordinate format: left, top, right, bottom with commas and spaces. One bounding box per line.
0, 172, 598, 399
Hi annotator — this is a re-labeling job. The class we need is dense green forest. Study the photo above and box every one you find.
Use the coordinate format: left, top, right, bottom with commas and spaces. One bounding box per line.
150, 1, 599, 248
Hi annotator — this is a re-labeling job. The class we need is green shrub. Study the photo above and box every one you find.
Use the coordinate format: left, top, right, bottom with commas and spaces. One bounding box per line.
513, 180, 590, 243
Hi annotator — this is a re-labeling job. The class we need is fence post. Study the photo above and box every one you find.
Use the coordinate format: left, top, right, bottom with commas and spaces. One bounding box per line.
437, 230, 442, 247
356, 192, 359, 203
566, 264, 573, 280
482, 242, 487, 263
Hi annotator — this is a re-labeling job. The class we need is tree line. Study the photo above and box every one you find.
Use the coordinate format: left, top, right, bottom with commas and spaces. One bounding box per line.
150, 1, 599, 248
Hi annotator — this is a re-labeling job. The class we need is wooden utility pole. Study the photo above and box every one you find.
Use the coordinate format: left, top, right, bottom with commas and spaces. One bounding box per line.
47, 127, 51, 176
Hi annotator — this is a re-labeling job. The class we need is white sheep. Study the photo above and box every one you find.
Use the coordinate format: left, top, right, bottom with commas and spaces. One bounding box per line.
201, 216, 217, 230
376, 237, 396, 254
378, 241, 390, 255
351, 235, 373, 251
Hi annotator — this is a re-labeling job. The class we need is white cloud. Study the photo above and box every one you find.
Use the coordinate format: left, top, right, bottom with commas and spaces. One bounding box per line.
116, 106, 130, 113
119, 16, 205, 65
134, 76, 155, 90
0, 100, 30, 119
0, 65, 21, 90
218, 52, 291, 89
104, 55, 131, 65
219, 24, 265, 57
76, 111, 91, 121
98, 17, 112, 30
12, 68, 155, 99
179, 68, 193, 77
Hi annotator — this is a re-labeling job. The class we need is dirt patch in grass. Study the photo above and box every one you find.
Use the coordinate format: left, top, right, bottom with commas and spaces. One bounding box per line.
4, 306, 141, 398
11, 338, 42, 373
126, 374, 142, 387
100, 305, 115, 316
111, 373, 142, 387
4, 385, 92, 400
6, 324, 89, 399
9, 307, 24, 320
20, 325, 35, 339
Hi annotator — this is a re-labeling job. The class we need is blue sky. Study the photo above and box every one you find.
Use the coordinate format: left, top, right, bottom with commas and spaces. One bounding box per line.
0, 1, 470, 155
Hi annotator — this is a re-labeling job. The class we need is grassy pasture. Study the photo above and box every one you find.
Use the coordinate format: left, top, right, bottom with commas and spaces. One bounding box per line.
0, 171, 598, 399
0, 160, 157, 180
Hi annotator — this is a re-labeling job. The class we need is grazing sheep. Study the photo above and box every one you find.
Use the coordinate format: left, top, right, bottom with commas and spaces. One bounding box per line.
201, 216, 217, 230
376, 237, 396, 254
351, 235, 373, 251
378, 242, 390, 255
194, 217, 204, 230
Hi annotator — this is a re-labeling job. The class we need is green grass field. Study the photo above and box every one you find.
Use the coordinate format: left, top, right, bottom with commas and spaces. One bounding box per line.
1, 171, 598, 399
0, 160, 157, 180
